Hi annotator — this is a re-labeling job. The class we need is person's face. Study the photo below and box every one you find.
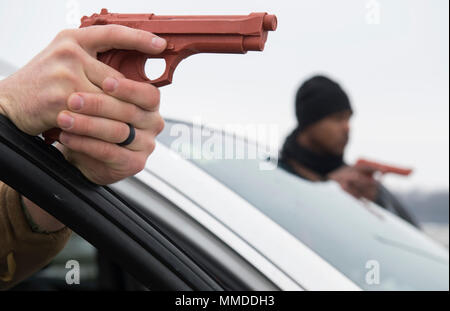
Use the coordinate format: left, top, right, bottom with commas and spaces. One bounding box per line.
306, 110, 352, 156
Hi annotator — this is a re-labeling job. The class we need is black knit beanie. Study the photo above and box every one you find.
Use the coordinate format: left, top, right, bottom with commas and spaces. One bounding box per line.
295, 76, 353, 132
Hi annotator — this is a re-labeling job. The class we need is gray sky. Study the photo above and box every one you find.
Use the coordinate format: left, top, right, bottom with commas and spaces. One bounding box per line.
0, 0, 448, 192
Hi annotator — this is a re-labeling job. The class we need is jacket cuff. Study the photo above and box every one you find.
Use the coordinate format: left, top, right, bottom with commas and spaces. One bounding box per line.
0, 182, 72, 290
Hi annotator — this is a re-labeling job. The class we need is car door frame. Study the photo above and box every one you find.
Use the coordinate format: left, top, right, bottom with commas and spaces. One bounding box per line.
110, 176, 282, 291
0, 114, 226, 290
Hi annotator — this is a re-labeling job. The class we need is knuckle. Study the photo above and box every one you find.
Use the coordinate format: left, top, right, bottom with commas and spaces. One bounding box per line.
130, 155, 147, 175
147, 138, 156, 154
135, 29, 151, 44
104, 25, 121, 39
157, 116, 165, 134
92, 94, 105, 115
54, 40, 81, 60
56, 29, 76, 40
147, 87, 161, 110
153, 115, 165, 135
80, 116, 94, 134
41, 88, 67, 110
51, 64, 78, 83
137, 159, 147, 173
126, 104, 140, 124
137, 84, 160, 111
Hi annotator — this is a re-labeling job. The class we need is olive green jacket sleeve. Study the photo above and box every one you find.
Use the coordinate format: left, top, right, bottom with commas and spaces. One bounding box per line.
0, 182, 72, 290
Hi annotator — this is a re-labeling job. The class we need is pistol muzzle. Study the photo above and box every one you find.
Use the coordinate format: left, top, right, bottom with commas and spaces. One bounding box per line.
263, 15, 277, 31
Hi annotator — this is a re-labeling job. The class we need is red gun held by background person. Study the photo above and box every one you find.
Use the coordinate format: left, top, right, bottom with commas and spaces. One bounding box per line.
355, 159, 413, 177
43, 9, 277, 144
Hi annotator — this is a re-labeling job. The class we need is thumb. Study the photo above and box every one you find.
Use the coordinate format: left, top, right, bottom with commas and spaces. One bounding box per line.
76, 25, 167, 56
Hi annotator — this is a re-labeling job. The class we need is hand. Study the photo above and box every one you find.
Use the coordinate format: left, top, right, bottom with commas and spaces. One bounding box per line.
327, 165, 378, 201
20, 77, 165, 231
0, 25, 167, 232
0, 25, 166, 136
0, 25, 167, 185
55, 77, 165, 185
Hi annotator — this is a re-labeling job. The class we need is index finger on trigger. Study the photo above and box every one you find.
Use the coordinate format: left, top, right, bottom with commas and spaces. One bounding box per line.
76, 24, 167, 56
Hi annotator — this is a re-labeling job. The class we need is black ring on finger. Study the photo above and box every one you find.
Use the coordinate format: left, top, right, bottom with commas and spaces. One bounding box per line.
118, 123, 136, 147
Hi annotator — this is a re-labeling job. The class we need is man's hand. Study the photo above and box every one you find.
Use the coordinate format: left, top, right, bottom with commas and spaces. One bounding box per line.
0, 25, 167, 185
55, 76, 165, 185
327, 165, 378, 201
0, 25, 167, 232
0, 25, 166, 135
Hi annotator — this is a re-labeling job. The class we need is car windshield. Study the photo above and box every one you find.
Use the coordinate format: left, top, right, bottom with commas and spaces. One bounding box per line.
157, 120, 449, 290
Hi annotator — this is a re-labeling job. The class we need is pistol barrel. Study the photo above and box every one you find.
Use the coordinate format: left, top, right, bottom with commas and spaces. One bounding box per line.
80, 9, 277, 86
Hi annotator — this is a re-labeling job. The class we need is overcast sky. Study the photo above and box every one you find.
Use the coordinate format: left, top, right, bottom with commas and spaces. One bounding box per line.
0, 0, 448, 192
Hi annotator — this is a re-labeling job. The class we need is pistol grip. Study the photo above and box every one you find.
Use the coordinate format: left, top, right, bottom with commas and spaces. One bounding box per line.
42, 128, 62, 145
98, 50, 181, 88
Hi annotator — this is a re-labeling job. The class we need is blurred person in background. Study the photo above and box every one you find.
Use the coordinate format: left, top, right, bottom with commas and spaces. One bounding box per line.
280, 75, 417, 226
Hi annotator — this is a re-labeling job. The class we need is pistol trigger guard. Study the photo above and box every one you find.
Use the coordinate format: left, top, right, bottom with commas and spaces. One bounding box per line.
135, 54, 151, 83
99, 50, 188, 87
145, 54, 182, 88
98, 50, 150, 84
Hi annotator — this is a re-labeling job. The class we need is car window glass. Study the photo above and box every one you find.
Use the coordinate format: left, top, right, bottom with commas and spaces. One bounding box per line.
157, 121, 449, 291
